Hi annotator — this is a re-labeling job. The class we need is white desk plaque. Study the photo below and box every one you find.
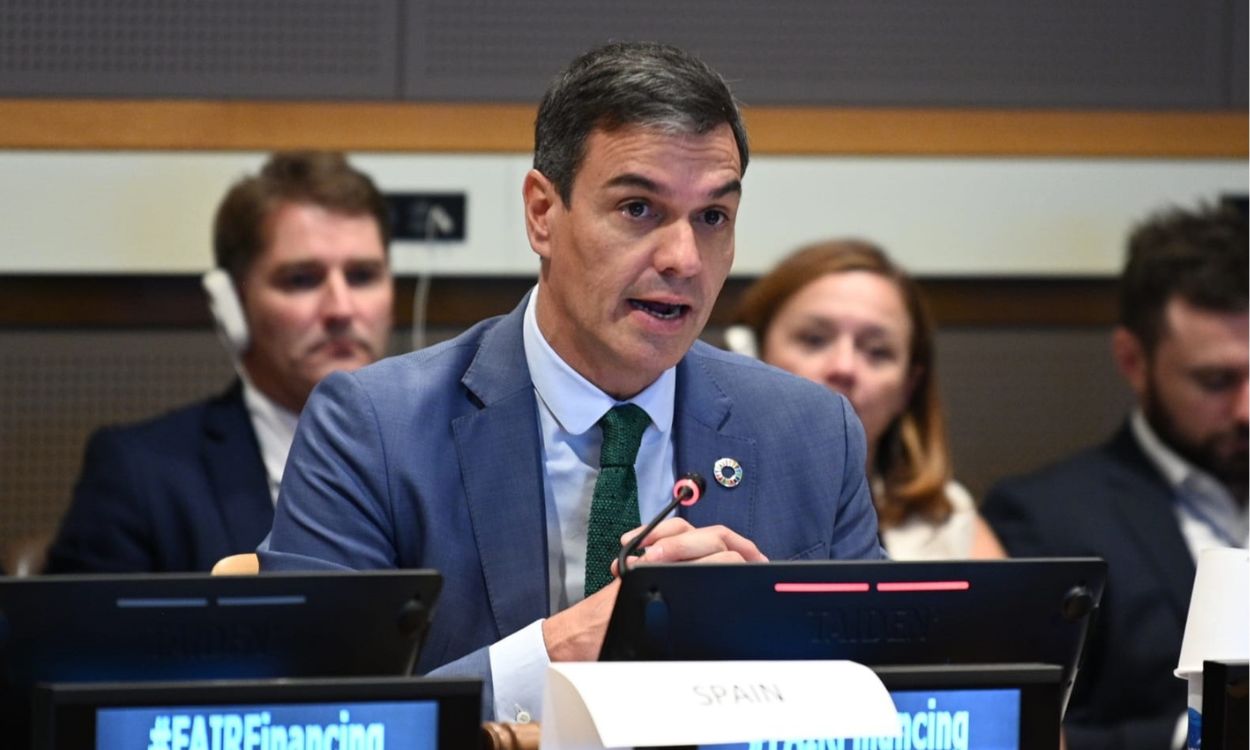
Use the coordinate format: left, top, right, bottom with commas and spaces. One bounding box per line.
540, 660, 899, 749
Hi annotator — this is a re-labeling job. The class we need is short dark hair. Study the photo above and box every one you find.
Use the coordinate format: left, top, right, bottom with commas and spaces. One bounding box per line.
533, 41, 749, 205
1120, 203, 1248, 351
213, 151, 391, 281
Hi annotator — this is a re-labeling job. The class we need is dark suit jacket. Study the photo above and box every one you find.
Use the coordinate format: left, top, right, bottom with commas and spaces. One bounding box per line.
982, 424, 1194, 750
46, 382, 274, 573
262, 297, 885, 709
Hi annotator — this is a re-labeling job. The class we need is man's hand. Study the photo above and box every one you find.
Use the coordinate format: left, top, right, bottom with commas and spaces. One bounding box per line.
541, 579, 620, 662
616, 517, 770, 569
542, 519, 768, 663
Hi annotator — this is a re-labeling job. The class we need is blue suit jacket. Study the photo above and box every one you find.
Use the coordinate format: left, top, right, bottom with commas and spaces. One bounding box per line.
982, 424, 1194, 750
46, 382, 274, 573
262, 299, 883, 703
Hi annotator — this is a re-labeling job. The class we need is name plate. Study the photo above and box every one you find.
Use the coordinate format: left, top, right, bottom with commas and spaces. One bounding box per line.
541, 660, 898, 749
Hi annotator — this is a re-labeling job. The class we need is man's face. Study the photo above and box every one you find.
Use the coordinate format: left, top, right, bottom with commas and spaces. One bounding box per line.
1127, 297, 1249, 489
239, 201, 393, 412
524, 123, 743, 398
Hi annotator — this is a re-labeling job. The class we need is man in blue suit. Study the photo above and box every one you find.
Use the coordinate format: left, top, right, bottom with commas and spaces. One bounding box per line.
262, 42, 884, 722
983, 203, 1247, 750
45, 152, 394, 573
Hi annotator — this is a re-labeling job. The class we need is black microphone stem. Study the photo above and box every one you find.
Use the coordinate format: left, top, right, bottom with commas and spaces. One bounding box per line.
616, 497, 681, 580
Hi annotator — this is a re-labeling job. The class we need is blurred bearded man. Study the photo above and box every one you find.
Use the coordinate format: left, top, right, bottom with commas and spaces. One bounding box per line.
984, 203, 1248, 750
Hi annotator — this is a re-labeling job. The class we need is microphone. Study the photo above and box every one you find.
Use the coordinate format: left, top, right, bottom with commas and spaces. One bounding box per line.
616, 472, 707, 578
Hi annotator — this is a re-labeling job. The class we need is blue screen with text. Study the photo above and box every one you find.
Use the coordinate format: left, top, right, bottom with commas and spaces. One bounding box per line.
701, 687, 1020, 750
96, 700, 437, 750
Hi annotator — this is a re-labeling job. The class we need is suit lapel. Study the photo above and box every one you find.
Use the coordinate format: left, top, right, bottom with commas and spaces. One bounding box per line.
1104, 428, 1196, 621
202, 382, 274, 550
453, 302, 550, 637
673, 351, 758, 539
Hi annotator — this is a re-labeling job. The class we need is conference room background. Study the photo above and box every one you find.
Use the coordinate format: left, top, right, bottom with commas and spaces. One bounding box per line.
0, 0, 1245, 555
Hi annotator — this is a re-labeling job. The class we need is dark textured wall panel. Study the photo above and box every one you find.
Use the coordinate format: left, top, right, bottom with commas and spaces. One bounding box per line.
0, 331, 233, 553
0, 323, 1126, 557
937, 327, 1132, 501
403, 0, 1229, 108
0, 0, 1236, 108
1230, 0, 1248, 107
0, 328, 422, 556
0, 0, 400, 99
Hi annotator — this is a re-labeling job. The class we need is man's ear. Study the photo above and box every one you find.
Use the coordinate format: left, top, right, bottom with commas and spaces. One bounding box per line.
523, 169, 559, 260
1112, 326, 1149, 399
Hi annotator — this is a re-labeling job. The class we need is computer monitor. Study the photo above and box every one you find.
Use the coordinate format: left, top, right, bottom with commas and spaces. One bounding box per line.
0, 571, 440, 749
32, 676, 481, 750
1202, 659, 1248, 750
600, 558, 1105, 715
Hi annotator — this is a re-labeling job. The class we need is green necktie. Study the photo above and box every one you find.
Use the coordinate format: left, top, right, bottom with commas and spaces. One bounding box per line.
584, 403, 650, 596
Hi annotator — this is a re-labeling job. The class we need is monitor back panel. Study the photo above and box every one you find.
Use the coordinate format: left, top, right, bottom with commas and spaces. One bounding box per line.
601, 558, 1105, 704
0, 571, 441, 746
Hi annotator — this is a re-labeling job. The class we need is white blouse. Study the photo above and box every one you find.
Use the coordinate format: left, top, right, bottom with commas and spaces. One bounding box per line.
879, 480, 978, 560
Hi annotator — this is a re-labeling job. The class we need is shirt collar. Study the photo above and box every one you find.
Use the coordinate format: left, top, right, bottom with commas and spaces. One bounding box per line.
1129, 407, 1233, 502
522, 286, 675, 437
240, 373, 300, 504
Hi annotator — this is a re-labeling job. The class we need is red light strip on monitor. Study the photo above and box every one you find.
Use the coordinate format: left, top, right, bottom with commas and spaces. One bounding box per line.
774, 582, 870, 593
876, 580, 971, 592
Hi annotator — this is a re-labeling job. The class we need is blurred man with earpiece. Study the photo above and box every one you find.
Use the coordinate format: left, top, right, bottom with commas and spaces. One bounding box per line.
45, 152, 394, 573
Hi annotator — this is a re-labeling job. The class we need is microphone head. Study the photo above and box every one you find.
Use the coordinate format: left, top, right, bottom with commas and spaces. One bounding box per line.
673, 472, 706, 507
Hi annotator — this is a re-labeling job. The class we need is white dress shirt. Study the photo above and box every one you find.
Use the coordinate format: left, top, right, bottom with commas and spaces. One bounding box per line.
1131, 409, 1246, 749
1131, 409, 1249, 556
240, 374, 300, 505
487, 288, 677, 723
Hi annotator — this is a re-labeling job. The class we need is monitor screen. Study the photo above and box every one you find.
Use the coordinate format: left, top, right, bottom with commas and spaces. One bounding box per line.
695, 664, 1060, 750
33, 677, 481, 750
97, 701, 437, 750
0, 571, 441, 749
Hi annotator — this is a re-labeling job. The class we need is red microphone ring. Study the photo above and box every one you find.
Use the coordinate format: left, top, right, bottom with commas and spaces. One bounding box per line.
674, 478, 702, 506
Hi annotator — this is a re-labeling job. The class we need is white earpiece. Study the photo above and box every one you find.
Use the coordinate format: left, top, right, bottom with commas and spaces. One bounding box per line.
723, 325, 759, 359
201, 268, 250, 359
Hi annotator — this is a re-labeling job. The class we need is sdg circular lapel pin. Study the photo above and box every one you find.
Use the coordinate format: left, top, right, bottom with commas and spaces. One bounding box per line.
713, 457, 743, 488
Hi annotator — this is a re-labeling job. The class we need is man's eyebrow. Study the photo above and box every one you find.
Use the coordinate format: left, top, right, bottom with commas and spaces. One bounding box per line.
603, 174, 742, 200
710, 179, 742, 200
604, 173, 660, 193
272, 260, 322, 272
